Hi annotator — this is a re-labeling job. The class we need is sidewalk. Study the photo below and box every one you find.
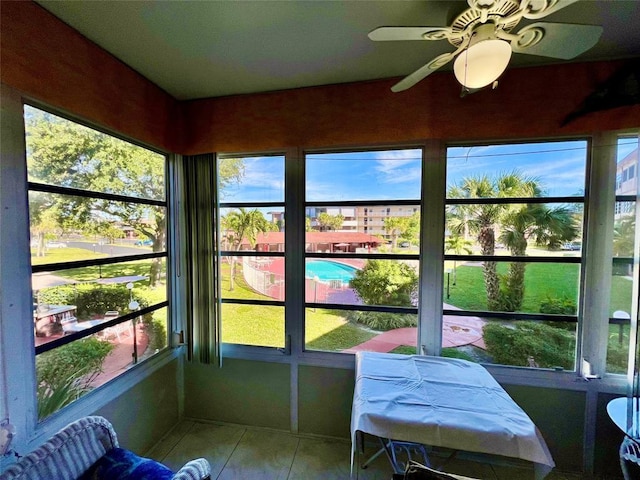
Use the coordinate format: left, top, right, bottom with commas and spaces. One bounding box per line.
35, 322, 149, 388
344, 306, 486, 354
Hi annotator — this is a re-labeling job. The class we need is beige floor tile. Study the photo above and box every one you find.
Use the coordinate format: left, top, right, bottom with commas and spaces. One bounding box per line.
146, 420, 195, 461
354, 442, 399, 480
161, 422, 245, 478
217, 429, 299, 480
158, 422, 619, 480
287, 437, 353, 480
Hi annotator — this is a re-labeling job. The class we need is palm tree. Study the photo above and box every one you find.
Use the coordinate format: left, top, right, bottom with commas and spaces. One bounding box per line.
447, 172, 563, 311
444, 234, 473, 285
613, 215, 636, 276
222, 208, 274, 290
613, 216, 635, 257
499, 202, 578, 310
448, 175, 504, 310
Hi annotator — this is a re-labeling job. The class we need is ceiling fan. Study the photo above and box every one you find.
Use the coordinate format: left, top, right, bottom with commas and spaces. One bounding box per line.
369, 0, 603, 93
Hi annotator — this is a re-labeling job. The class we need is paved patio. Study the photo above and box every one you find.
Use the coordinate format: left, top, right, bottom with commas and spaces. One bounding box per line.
257, 258, 489, 354
344, 305, 486, 354
35, 321, 149, 388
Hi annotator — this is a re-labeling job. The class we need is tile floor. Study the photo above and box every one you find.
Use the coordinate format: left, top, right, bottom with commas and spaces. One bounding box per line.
147, 420, 623, 480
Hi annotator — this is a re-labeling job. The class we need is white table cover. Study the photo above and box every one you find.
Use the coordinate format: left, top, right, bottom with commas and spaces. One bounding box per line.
351, 352, 554, 473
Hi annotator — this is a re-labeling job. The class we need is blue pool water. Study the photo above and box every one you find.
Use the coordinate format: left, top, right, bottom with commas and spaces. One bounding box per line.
306, 260, 358, 283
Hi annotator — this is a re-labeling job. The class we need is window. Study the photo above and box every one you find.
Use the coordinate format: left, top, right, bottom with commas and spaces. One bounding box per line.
444, 141, 587, 370
217, 154, 285, 349
214, 136, 638, 378
215, 148, 423, 354
25, 105, 169, 419
304, 148, 422, 354
608, 136, 639, 373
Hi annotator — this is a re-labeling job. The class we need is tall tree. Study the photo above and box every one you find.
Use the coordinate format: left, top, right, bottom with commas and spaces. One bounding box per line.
448, 175, 504, 310
316, 212, 344, 232
499, 202, 578, 310
450, 172, 579, 311
25, 107, 244, 285
613, 216, 636, 257
384, 213, 420, 249
29, 192, 63, 257
384, 216, 409, 249
221, 208, 276, 290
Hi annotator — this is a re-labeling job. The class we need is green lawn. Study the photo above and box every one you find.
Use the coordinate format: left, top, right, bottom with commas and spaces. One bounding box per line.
31, 247, 107, 265
446, 262, 633, 372
446, 262, 633, 316
37, 253, 634, 366
32, 248, 162, 288
220, 263, 375, 351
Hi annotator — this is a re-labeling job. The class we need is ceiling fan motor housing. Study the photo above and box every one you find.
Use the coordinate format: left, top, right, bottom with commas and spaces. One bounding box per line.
449, 0, 522, 47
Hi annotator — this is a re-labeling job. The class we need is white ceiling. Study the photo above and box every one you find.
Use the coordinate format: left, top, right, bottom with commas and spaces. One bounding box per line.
37, 0, 640, 100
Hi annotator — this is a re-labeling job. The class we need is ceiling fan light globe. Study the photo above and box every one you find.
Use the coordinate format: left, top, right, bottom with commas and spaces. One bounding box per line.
453, 39, 512, 89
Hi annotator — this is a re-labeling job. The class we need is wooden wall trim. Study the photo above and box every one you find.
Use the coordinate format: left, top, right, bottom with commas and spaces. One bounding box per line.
182, 60, 640, 154
0, 1, 180, 152
1, 2, 638, 155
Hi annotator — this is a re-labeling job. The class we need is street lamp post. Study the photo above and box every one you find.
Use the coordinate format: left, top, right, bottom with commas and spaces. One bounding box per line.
126, 282, 139, 364
445, 269, 452, 299
313, 276, 319, 312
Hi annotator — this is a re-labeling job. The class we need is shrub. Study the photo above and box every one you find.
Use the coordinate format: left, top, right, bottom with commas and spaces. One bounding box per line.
36, 338, 114, 419
606, 338, 629, 374
388, 346, 475, 362
483, 321, 575, 369
612, 263, 632, 276
38, 284, 146, 320
350, 260, 418, 307
441, 347, 475, 362
540, 295, 577, 315
143, 312, 167, 351
348, 311, 417, 331
37, 285, 76, 306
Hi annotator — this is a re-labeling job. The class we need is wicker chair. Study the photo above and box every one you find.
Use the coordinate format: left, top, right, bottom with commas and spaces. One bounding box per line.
0, 416, 210, 480
620, 435, 640, 480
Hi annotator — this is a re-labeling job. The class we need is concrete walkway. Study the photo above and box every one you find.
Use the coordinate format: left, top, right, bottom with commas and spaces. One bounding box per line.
344, 306, 486, 354
35, 322, 149, 388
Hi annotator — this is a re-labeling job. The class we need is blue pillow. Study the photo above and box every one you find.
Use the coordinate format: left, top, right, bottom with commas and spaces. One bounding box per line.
80, 447, 174, 480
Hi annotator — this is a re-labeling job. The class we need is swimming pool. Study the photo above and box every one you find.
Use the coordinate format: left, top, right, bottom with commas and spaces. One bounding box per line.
305, 260, 358, 283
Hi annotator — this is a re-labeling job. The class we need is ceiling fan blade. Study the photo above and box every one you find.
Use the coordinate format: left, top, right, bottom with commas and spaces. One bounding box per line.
523, 0, 580, 20
391, 51, 456, 92
368, 26, 453, 42
511, 22, 603, 59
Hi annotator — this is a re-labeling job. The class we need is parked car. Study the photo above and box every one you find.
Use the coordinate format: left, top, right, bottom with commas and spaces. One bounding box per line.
399, 241, 411, 248
46, 241, 67, 248
561, 241, 582, 251
134, 239, 153, 246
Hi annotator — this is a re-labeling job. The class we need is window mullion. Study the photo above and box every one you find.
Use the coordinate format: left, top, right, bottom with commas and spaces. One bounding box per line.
285, 148, 305, 356
0, 86, 38, 448
418, 140, 447, 355
581, 132, 617, 376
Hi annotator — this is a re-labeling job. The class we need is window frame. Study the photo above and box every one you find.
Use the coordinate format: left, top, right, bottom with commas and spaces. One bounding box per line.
443, 139, 589, 372
215, 134, 637, 388
216, 152, 287, 356
0, 88, 182, 454
24, 102, 173, 411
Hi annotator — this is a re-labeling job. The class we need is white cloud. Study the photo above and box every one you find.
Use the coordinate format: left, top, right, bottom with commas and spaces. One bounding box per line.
373, 149, 422, 184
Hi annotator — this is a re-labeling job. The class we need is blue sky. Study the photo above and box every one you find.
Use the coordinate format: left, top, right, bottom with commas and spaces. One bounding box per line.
220, 138, 638, 204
